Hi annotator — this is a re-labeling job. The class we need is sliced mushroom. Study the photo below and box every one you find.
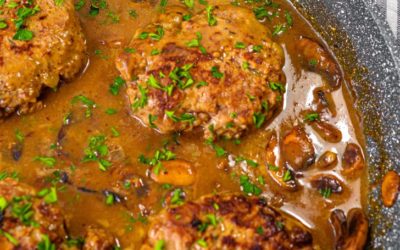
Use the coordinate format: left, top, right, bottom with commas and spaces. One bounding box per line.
342, 143, 365, 177
150, 160, 195, 186
310, 121, 342, 143
330, 209, 348, 248
342, 208, 368, 250
330, 208, 368, 250
313, 87, 337, 117
289, 226, 313, 246
297, 37, 342, 89
310, 174, 344, 196
381, 170, 400, 207
316, 151, 338, 169
281, 126, 315, 171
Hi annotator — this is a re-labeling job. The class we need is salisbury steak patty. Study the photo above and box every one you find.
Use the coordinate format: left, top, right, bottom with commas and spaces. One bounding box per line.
0, 178, 67, 249
142, 194, 313, 250
0, 0, 86, 117
0, 178, 115, 249
116, 5, 285, 139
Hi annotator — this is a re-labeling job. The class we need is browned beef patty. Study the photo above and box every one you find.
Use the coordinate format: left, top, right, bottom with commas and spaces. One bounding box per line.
0, 0, 86, 118
141, 194, 313, 250
116, 5, 285, 139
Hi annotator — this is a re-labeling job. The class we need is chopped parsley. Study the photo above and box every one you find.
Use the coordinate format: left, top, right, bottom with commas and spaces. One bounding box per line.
124, 47, 136, 53
37, 234, 56, 250
0, 20, 7, 29
34, 156, 56, 167
240, 175, 262, 196
105, 11, 120, 24
0, 171, 19, 181
170, 188, 185, 205
11, 3, 40, 41
75, 0, 85, 10
269, 82, 285, 92
183, 0, 194, 9
128, 9, 137, 18
247, 92, 256, 101
148, 114, 158, 128
151, 48, 160, 55
138, 146, 176, 174
105, 108, 117, 115
304, 112, 320, 122
252, 45, 263, 52
196, 81, 208, 88
253, 6, 271, 20
110, 127, 120, 137
186, 32, 206, 54
165, 110, 195, 124
13, 29, 33, 41
242, 61, 249, 70
276, 221, 284, 230
319, 187, 332, 198
15, 129, 24, 143
282, 170, 292, 182
169, 64, 195, 89
89, 0, 107, 16
147, 74, 163, 89
268, 164, 279, 171
138, 32, 149, 39
234, 41, 246, 49
149, 26, 164, 41
197, 239, 208, 248
37, 187, 58, 204
235, 156, 259, 167
0, 230, 18, 245
0, 197, 7, 211
132, 84, 148, 110
159, 0, 168, 13
206, 5, 217, 26
211, 66, 223, 79
285, 11, 293, 26
183, 14, 192, 21
258, 175, 265, 185
309, 58, 318, 66
71, 95, 96, 117
272, 24, 286, 36
253, 112, 266, 129
82, 135, 112, 171
94, 49, 108, 59
105, 193, 114, 205
154, 239, 165, 250
205, 140, 226, 157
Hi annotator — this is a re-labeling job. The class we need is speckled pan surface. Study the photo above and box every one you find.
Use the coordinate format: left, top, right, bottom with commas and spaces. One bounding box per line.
291, 0, 400, 248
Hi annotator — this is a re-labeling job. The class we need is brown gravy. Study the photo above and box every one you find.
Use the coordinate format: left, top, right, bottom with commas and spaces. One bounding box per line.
0, 0, 367, 249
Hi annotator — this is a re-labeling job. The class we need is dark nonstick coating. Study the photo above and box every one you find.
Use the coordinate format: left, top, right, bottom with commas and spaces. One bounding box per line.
292, 0, 400, 248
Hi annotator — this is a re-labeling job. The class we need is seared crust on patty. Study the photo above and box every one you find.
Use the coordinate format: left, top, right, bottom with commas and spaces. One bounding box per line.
0, 178, 115, 249
116, 5, 285, 139
0, 0, 86, 117
0, 178, 66, 249
142, 194, 313, 250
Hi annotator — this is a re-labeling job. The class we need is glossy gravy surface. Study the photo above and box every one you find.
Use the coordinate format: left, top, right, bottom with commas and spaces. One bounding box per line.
0, 0, 367, 249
